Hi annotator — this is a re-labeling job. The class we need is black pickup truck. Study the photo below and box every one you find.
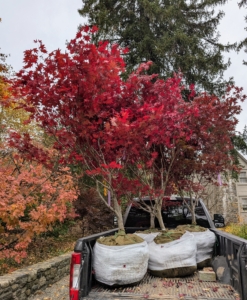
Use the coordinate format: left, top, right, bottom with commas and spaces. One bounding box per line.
69, 197, 247, 300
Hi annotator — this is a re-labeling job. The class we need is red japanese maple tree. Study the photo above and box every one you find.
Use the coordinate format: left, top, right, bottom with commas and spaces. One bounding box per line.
12, 27, 246, 232
109, 69, 200, 229
12, 27, 195, 231
171, 88, 246, 224
11, 27, 139, 231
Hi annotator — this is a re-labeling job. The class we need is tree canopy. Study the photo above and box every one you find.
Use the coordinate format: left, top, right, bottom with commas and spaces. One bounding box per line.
237, 0, 247, 65
79, 0, 236, 95
11, 27, 245, 231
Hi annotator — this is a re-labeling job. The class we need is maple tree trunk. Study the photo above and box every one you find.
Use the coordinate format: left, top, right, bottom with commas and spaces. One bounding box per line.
156, 207, 166, 230
191, 203, 197, 225
113, 196, 125, 232
116, 212, 125, 232
150, 213, 155, 229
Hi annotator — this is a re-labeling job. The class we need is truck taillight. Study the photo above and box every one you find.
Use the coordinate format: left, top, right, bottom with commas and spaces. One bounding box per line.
70, 252, 81, 300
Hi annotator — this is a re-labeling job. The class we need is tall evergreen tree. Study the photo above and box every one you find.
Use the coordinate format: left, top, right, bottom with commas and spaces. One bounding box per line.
237, 0, 247, 65
239, 0, 247, 7
79, 0, 236, 95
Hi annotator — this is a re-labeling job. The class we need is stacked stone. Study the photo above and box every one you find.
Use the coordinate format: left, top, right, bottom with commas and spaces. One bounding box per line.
0, 252, 72, 300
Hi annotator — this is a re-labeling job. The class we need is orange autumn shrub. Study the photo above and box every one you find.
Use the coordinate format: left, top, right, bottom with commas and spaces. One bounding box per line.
0, 151, 78, 263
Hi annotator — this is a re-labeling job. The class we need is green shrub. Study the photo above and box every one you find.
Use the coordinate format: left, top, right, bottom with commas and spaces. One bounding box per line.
222, 223, 247, 240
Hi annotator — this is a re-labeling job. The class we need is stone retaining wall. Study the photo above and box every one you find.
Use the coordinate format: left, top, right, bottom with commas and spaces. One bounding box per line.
0, 252, 72, 300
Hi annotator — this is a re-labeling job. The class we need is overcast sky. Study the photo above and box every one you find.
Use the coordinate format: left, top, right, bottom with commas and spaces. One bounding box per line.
0, 0, 246, 133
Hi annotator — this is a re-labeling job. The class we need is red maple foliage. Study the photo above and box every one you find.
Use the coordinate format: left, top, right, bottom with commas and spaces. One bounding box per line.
171, 89, 246, 223
11, 27, 135, 231
11, 26, 246, 231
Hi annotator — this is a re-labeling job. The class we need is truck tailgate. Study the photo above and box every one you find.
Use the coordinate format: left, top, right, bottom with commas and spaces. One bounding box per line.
84, 272, 239, 299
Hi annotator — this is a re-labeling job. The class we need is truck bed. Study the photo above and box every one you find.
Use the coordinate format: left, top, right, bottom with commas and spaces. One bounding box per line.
74, 226, 247, 299
85, 271, 239, 299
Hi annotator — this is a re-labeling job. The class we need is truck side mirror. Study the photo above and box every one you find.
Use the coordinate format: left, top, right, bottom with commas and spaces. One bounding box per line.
113, 216, 118, 227
213, 214, 225, 228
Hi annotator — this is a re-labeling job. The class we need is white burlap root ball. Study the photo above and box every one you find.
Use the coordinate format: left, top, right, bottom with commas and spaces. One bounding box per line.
188, 229, 216, 264
148, 232, 197, 272
93, 241, 149, 286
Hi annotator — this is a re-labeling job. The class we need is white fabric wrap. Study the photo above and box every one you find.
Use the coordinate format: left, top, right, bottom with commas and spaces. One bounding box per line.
188, 230, 216, 263
135, 232, 160, 243
93, 241, 149, 286
148, 232, 197, 271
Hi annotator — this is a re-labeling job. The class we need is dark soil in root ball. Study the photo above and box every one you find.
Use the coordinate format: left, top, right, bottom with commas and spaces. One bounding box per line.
149, 266, 197, 278
197, 258, 213, 269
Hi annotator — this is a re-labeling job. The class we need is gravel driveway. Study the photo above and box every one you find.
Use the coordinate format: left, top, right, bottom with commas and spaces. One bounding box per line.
28, 275, 69, 300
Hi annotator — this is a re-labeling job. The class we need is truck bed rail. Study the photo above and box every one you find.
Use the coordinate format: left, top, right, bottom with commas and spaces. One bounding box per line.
210, 228, 247, 300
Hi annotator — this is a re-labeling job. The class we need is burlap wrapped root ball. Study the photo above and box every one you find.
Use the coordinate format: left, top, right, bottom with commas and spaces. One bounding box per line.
148, 232, 197, 278
93, 233, 149, 286
189, 230, 216, 268
177, 225, 216, 268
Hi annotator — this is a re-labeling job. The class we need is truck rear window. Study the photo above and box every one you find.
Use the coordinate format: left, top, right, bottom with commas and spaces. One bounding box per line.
124, 200, 210, 229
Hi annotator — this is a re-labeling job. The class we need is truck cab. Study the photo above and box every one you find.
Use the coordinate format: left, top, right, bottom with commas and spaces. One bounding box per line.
123, 196, 223, 229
